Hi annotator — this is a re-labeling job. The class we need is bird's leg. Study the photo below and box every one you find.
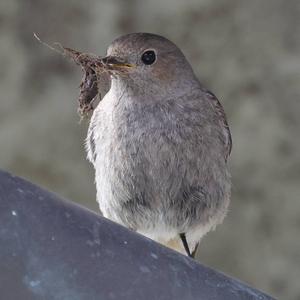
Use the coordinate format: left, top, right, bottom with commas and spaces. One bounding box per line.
179, 233, 192, 257
191, 243, 199, 258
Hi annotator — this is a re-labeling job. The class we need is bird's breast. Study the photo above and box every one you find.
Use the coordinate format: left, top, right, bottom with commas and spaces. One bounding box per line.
87, 94, 230, 233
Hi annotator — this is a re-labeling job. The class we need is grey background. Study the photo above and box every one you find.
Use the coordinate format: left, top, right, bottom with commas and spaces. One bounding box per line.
0, 0, 299, 299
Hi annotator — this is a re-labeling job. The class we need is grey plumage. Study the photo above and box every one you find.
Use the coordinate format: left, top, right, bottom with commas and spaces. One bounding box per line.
86, 33, 231, 255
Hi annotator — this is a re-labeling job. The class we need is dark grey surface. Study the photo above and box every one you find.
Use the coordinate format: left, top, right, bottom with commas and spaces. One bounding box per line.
0, 170, 275, 300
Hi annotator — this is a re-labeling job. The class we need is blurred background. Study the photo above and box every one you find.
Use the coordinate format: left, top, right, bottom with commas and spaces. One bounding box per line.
1, 0, 299, 299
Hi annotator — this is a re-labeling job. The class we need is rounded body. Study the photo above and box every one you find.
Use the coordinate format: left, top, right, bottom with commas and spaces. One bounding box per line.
86, 80, 231, 251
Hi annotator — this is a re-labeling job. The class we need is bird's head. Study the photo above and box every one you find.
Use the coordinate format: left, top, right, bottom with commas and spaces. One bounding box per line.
100, 33, 197, 95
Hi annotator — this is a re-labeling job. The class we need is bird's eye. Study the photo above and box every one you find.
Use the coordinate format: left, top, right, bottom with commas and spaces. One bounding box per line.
141, 50, 156, 65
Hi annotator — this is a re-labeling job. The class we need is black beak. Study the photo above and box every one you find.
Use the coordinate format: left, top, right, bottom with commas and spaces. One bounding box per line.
100, 56, 135, 69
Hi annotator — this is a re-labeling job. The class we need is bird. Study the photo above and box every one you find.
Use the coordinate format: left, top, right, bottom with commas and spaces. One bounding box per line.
86, 33, 232, 257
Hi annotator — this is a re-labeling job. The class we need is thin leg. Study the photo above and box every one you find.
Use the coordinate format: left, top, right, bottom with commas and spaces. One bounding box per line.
191, 243, 199, 258
179, 233, 192, 257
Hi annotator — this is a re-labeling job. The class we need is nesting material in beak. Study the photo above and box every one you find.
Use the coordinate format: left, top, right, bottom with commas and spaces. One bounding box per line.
62, 49, 135, 116
33, 34, 113, 117
61, 48, 131, 116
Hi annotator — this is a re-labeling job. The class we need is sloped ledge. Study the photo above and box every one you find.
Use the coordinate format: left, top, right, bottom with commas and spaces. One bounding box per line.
0, 170, 275, 300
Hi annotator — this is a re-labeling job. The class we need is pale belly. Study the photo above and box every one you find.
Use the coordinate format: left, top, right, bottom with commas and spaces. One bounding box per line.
86, 95, 230, 251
